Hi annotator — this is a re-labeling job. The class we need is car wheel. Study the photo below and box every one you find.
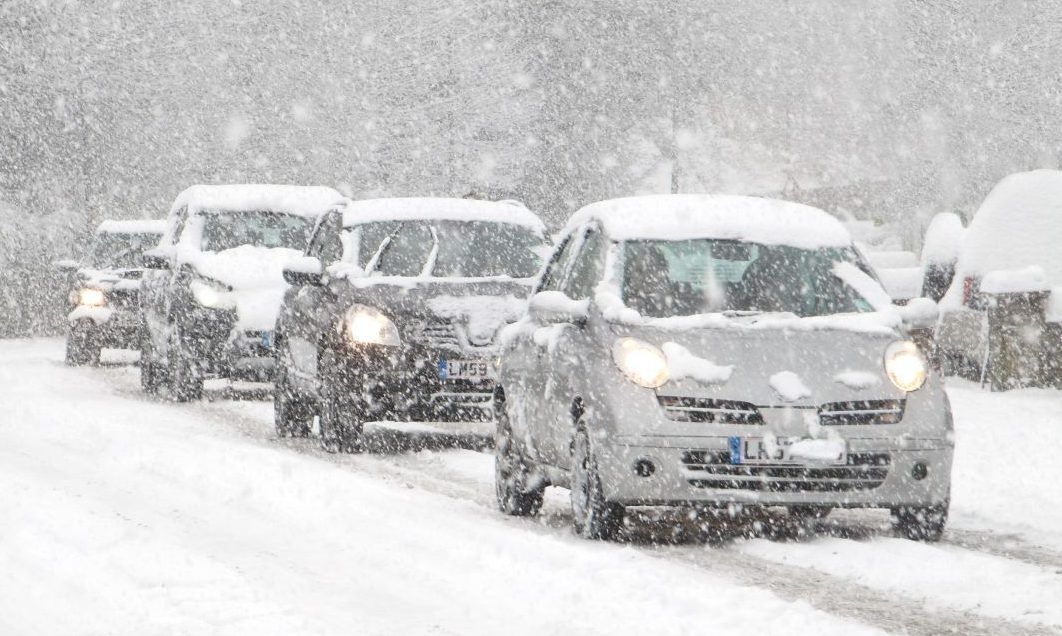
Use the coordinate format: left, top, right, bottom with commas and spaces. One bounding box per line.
318, 348, 364, 453
65, 320, 102, 366
168, 327, 203, 402
494, 398, 544, 517
274, 353, 312, 438
891, 499, 948, 542
139, 330, 165, 393
570, 427, 624, 540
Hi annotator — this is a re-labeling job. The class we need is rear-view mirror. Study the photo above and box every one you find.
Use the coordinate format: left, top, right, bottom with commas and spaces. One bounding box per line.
283, 256, 324, 286
529, 291, 589, 325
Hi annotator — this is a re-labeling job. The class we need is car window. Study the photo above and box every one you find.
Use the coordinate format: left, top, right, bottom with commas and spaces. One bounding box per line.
348, 221, 403, 268
374, 222, 434, 277
200, 211, 316, 252
308, 212, 343, 264
537, 232, 580, 292
90, 232, 164, 269
170, 206, 188, 245
430, 221, 544, 278
562, 229, 606, 300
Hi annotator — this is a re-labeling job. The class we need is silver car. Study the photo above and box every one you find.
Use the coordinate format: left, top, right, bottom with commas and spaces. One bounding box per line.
496, 195, 953, 541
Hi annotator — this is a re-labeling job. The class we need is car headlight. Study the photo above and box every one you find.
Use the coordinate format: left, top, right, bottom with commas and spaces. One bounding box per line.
190, 279, 234, 310
612, 337, 669, 388
343, 304, 401, 347
884, 340, 928, 392
73, 288, 106, 307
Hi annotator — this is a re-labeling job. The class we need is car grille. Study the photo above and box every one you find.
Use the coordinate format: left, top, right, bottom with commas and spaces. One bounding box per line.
682, 451, 890, 492
410, 319, 462, 350
819, 400, 905, 425
656, 396, 763, 424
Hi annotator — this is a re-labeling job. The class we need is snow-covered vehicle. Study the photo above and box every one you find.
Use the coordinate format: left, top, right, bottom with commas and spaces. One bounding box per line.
60, 219, 167, 365
495, 195, 953, 541
139, 184, 345, 401
272, 198, 548, 451
936, 170, 1062, 389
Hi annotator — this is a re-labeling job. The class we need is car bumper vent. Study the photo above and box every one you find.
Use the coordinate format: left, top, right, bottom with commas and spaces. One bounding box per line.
656, 396, 763, 424
682, 451, 891, 492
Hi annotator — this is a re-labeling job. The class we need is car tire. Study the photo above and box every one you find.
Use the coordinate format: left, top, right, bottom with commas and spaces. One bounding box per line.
891, 499, 948, 542
167, 327, 203, 402
274, 351, 312, 438
139, 330, 165, 393
317, 348, 363, 453
494, 397, 544, 517
570, 426, 624, 540
65, 320, 102, 366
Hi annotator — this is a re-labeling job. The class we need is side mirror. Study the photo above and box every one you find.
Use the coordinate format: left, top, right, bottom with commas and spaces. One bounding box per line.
898, 297, 939, 329
54, 259, 79, 272
283, 256, 324, 286
528, 291, 589, 325
142, 252, 170, 270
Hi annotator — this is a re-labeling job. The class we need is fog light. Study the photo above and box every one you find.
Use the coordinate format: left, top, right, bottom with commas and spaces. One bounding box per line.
911, 462, 928, 481
633, 459, 656, 477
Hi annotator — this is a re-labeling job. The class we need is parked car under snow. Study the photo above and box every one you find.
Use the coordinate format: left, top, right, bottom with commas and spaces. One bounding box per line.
60, 219, 167, 365
936, 170, 1062, 390
495, 194, 953, 542
139, 184, 346, 401
272, 198, 548, 451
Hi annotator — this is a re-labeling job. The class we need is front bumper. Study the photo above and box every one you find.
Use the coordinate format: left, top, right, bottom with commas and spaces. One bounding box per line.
596, 435, 952, 508
180, 309, 275, 381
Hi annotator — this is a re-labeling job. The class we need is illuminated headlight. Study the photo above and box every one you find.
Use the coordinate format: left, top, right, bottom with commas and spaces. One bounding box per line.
343, 304, 401, 347
74, 288, 106, 307
884, 340, 928, 392
190, 279, 234, 310
612, 337, 669, 388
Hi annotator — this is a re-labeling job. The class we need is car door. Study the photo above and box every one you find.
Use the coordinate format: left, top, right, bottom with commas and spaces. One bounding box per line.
540, 226, 607, 468
520, 227, 587, 465
283, 210, 344, 392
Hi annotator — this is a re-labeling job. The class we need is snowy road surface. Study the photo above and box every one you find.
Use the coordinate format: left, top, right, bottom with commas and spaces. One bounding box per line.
1, 339, 1060, 635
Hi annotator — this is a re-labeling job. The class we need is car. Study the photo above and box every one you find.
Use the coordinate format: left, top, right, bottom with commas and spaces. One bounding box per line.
59, 219, 167, 365
495, 194, 953, 542
139, 184, 346, 401
936, 170, 1062, 390
272, 197, 549, 451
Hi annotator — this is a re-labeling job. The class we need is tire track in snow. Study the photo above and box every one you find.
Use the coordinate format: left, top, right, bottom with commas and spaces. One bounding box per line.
98, 362, 1060, 636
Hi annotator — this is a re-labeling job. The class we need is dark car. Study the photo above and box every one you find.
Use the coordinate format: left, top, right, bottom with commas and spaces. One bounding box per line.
272, 197, 548, 452
139, 184, 345, 401
60, 219, 166, 365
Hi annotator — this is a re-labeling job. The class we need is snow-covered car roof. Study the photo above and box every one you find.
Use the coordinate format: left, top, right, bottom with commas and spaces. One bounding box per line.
566, 194, 852, 248
96, 219, 167, 235
953, 169, 1062, 284
920, 212, 965, 267
341, 197, 545, 232
171, 184, 345, 218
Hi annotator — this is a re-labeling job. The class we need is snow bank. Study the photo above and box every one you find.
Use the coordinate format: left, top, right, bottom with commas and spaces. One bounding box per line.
342, 197, 545, 231
661, 341, 733, 384
97, 219, 167, 235
769, 371, 811, 402
920, 212, 965, 266
567, 194, 853, 248
979, 265, 1049, 294
171, 184, 345, 218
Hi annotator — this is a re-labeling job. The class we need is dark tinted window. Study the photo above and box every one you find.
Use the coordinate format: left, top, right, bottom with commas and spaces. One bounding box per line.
200, 211, 316, 252
375, 222, 434, 276
348, 221, 402, 267
538, 233, 580, 292
90, 232, 162, 269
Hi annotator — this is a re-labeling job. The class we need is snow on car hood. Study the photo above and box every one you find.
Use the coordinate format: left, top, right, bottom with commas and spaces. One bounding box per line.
190, 245, 302, 331
631, 325, 904, 406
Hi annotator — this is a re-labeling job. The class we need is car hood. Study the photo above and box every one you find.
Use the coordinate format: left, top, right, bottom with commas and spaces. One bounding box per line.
625, 324, 904, 406
192, 246, 303, 331
345, 279, 534, 348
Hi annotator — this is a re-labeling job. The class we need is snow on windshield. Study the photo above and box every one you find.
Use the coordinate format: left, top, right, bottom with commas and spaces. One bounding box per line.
89, 232, 162, 269
200, 210, 316, 252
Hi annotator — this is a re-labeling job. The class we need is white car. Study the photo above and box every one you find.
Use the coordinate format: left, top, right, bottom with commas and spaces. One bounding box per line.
936, 170, 1062, 389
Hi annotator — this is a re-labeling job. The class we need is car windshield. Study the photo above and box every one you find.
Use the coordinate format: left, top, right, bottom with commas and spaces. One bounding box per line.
621, 239, 876, 318
368, 220, 545, 278
90, 232, 162, 269
200, 210, 315, 252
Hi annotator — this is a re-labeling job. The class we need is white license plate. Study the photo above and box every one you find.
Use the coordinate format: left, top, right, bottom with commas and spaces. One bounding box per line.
261, 330, 275, 349
438, 358, 495, 381
728, 436, 846, 466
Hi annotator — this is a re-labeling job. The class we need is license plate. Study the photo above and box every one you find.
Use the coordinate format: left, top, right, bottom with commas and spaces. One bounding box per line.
438, 358, 495, 381
728, 436, 846, 466
261, 330, 274, 350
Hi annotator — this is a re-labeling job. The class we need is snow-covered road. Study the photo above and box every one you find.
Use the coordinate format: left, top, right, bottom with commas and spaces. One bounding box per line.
1, 339, 1059, 635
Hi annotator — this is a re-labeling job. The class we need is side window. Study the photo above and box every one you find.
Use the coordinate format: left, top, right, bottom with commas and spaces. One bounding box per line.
306, 211, 342, 264
563, 230, 606, 300
537, 232, 581, 292
170, 206, 188, 245
375, 222, 434, 277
